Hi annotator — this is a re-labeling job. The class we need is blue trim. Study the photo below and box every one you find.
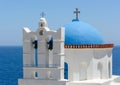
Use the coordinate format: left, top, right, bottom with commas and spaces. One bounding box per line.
35, 49, 38, 67
35, 72, 38, 77
64, 62, 68, 79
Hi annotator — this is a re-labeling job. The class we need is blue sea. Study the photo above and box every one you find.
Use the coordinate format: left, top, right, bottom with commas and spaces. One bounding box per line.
0, 46, 120, 85
0, 46, 23, 85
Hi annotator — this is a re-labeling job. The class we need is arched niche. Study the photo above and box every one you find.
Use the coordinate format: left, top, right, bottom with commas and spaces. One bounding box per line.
34, 71, 39, 79
97, 62, 103, 79
108, 61, 111, 78
80, 61, 87, 80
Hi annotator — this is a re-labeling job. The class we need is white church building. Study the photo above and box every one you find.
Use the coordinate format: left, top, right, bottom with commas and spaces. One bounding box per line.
18, 8, 120, 85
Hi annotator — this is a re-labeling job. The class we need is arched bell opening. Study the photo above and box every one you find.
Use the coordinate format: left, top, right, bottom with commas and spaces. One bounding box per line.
32, 35, 38, 67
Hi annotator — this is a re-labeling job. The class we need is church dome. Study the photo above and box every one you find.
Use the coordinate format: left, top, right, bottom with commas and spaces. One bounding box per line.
65, 19, 104, 45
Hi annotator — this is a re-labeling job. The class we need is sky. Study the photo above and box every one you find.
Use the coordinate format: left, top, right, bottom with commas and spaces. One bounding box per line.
0, 0, 120, 46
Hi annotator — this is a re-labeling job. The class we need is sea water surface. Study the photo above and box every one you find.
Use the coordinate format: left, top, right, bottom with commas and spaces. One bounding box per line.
0, 46, 23, 85
0, 46, 120, 85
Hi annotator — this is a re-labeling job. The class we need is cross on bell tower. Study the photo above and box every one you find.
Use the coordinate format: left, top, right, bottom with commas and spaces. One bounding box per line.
40, 12, 46, 18
74, 8, 80, 20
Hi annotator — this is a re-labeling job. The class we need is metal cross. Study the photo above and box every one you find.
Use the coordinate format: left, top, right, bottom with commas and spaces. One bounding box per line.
40, 12, 46, 17
74, 8, 80, 19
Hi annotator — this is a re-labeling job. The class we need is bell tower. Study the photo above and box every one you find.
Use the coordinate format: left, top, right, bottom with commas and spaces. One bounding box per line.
19, 17, 67, 85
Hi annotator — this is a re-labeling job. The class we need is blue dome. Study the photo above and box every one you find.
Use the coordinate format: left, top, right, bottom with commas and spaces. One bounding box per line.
65, 19, 104, 45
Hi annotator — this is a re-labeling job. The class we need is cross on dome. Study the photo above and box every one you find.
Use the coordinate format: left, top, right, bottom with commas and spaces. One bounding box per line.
40, 12, 46, 18
74, 8, 80, 20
